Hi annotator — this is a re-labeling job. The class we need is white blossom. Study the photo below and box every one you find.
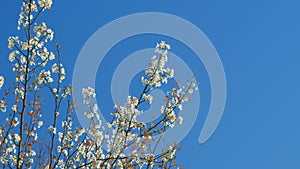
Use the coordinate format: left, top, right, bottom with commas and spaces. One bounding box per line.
8, 36, 19, 49
13, 134, 21, 142
37, 121, 43, 128
0, 100, 6, 113
59, 67, 66, 82
142, 94, 153, 104
0, 76, 4, 89
177, 115, 184, 125
11, 105, 18, 112
8, 50, 19, 62
51, 63, 59, 73
48, 126, 56, 134
38, 0, 53, 10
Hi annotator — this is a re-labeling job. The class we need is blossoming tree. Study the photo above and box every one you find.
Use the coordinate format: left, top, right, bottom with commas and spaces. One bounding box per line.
0, 0, 198, 168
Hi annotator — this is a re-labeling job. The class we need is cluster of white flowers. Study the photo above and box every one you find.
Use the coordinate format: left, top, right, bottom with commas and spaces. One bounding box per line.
8, 51, 18, 62
82, 86, 96, 105
17, 1, 53, 30
37, 70, 53, 84
8, 36, 19, 49
38, 0, 53, 10
24, 1, 38, 13
51, 63, 66, 82
14, 86, 25, 100
33, 22, 54, 42
141, 41, 174, 88
82, 87, 96, 99
17, 10, 29, 30
112, 96, 145, 129
160, 78, 198, 128
142, 93, 153, 104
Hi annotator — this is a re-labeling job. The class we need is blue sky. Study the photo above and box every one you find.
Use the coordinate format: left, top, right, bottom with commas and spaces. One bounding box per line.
1, 0, 300, 168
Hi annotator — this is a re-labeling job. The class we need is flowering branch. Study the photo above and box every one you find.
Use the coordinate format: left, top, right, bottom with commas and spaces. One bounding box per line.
0, 1, 199, 168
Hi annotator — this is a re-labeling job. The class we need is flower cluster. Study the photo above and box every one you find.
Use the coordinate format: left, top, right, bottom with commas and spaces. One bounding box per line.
38, 0, 53, 10
0, 76, 4, 89
161, 76, 198, 128
141, 41, 174, 88
33, 22, 54, 42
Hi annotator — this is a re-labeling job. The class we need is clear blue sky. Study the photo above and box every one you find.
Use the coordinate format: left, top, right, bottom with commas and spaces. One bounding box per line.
1, 0, 300, 168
